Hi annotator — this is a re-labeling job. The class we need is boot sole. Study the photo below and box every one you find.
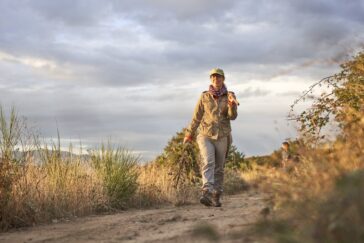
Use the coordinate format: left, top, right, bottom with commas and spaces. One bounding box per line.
200, 197, 212, 207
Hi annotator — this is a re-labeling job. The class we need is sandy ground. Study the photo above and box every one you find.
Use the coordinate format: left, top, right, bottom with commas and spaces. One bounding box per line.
0, 190, 272, 243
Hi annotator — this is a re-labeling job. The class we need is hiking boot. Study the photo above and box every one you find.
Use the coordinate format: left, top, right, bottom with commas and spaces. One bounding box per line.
199, 190, 212, 207
212, 191, 222, 207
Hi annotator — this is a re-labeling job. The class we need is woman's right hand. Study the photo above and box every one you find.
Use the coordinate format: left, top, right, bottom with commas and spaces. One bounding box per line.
228, 92, 239, 106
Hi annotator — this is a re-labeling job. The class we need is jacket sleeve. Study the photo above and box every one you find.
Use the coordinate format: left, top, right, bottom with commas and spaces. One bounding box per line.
227, 92, 238, 120
185, 93, 204, 138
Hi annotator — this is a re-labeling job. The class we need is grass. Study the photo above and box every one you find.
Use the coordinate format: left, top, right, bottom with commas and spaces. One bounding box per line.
130, 162, 200, 208
0, 106, 137, 230
0, 105, 250, 231
0, 136, 106, 229
90, 143, 139, 209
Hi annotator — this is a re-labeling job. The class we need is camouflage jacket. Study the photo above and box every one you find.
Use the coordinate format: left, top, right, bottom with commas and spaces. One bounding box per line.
186, 91, 238, 140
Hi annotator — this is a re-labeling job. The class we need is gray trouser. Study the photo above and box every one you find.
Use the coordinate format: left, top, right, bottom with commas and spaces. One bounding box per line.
197, 134, 228, 193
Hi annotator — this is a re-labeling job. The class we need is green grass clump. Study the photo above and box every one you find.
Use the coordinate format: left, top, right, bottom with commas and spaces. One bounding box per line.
91, 143, 139, 209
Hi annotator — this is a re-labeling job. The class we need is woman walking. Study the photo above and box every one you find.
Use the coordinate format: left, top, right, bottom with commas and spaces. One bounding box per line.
183, 68, 238, 207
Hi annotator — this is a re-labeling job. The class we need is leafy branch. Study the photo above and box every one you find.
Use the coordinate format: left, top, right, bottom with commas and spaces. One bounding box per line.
289, 51, 364, 144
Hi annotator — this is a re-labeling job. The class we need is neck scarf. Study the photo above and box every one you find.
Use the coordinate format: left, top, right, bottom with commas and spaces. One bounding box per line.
209, 84, 227, 97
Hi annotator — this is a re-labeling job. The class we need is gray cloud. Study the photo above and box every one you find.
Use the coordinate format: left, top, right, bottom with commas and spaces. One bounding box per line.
2, 0, 363, 80
1, 0, 363, 160
29, 0, 109, 26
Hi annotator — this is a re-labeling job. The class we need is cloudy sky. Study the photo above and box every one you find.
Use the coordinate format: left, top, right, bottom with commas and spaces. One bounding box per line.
1, 0, 363, 161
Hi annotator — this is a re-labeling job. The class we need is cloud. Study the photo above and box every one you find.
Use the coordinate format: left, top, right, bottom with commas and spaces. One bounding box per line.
1, 0, 363, 160
29, 0, 110, 26
3, 2, 364, 88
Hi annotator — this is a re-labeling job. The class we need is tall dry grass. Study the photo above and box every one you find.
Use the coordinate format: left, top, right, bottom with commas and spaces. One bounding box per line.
0, 138, 107, 230
130, 163, 200, 207
0, 106, 139, 231
5, 153, 105, 228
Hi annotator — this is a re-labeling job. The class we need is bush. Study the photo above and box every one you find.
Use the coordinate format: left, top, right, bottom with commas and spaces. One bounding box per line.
252, 51, 364, 242
0, 106, 22, 230
290, 52, 364, 143
155, 129, 201, 179
90, 143, 139, 209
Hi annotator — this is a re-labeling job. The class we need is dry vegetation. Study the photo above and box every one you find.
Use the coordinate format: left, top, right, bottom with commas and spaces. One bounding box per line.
130, 163, 200, 207
0, 109, 131, 230
0, 107, 248, 232
242, 52, 364, 243
246, 115, 363, 243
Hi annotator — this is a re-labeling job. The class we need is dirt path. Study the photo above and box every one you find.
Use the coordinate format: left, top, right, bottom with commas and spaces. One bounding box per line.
0, 190, 271, 243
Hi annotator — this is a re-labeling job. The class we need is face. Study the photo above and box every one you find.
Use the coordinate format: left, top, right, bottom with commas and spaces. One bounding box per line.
210, 74, 225, 90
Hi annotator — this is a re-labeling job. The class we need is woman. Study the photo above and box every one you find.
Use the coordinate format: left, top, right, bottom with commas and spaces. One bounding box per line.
183, 68, 238, 207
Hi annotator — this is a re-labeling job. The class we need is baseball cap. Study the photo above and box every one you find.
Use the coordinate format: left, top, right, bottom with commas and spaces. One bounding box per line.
209, 68, 225, 77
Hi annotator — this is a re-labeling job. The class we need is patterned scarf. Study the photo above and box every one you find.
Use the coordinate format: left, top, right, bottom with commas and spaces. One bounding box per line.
209, 84, 227, 97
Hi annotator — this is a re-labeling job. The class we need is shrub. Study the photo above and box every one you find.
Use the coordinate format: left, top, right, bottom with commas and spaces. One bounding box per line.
0, 106, 22, 229
90, 143, 139, 209
253, 51, 364, 242
290, 52, 364, 144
